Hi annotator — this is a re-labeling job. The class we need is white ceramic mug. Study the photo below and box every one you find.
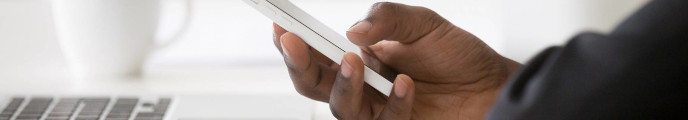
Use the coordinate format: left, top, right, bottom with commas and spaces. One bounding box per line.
52, 0, 192, 79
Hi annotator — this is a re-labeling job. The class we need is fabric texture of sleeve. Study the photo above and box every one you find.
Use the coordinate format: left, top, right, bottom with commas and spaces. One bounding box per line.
487, 0, 688, 119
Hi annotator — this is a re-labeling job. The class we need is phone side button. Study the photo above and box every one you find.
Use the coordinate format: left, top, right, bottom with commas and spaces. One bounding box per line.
250, 0, 260, 4
280, 16, 293, 26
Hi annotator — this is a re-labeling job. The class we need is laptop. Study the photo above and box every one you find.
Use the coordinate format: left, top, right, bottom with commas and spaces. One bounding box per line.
0, 95, 313, 120
0, 0, 315, 120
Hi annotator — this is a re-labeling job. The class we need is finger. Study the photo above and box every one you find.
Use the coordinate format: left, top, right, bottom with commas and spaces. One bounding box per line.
281, 32, 338, 102
329, 52, 366, 119
273, 23, 288, 53
364, 40, 408, 69
346, 2, 448, 46
378, 74, 415, 120
359, 46, 397, 81
276, 22, 334, 66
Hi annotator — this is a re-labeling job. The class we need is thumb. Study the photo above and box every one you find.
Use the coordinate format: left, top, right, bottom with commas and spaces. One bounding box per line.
378, 74, 415, 120
346, 2, 448, 46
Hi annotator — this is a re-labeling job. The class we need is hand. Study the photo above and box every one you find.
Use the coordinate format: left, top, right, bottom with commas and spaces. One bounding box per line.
273, 2, 521, 120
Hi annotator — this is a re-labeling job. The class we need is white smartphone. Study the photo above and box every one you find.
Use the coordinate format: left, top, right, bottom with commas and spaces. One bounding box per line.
244, 0, 394, 96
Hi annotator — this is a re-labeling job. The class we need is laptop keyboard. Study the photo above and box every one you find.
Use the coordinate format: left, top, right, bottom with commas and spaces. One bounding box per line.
0, 97, 171, 120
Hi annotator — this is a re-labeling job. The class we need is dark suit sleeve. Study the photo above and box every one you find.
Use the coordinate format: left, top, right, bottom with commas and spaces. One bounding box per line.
487, 0, 688, 119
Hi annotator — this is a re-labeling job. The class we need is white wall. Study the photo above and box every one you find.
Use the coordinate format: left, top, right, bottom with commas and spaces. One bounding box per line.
0, 0, 70, 79
0, 0, 648, 71
502, 0, 647, 62
151, 0, 505, 68
152, 0, 647, 66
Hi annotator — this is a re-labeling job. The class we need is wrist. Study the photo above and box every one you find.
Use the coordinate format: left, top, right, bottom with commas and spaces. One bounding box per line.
498, 56, 523, 88
457, 57, 520, 119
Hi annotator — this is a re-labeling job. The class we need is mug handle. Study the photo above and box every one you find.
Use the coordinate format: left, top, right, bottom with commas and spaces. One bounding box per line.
155, 0, 193, 50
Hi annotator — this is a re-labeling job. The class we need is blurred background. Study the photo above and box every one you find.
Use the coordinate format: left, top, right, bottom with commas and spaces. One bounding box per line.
0, 0, 647, 119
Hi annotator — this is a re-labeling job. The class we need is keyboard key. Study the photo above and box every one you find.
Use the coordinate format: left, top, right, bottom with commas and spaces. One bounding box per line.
77, 111, 102, 116
105, 118, 128, 120
134, 118, 162, 120
0, 113, 13, 116
45, 118, 70, 120
105, 114, 130, 118
74, 115, 99, 119
142, 102, 154, 107
15, 114, 41, 119
106, 98, 138, 119
45, 116, 70, 119
48, 103, 77, 119
17, 97, 53, 119
74, 98, 110, 119
1, 97, 25, 117
74, 117, 99, 120
138, 112, 164, 116
3, 96, 173, 120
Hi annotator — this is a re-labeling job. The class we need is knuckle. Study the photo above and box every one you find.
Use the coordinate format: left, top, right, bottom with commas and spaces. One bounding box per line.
371, 2, 399, 11
411, 6, 447, 32
333, 73, 352, 95
294, 84, 327, 101
293, 85, 314, 97
387, 103, 403, 115
287, 63, 335, 102
334, 85, 349, 96
367, 2, 401, 20
287, 68, 319, 97
409, 5, 442, 21
415, 6, 435, 14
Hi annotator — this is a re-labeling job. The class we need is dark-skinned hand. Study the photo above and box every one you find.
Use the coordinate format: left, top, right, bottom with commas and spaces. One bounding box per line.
272, 2, 521, 120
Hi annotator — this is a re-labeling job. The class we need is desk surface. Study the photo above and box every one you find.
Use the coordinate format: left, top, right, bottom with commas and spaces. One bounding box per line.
0, 65, 294, 95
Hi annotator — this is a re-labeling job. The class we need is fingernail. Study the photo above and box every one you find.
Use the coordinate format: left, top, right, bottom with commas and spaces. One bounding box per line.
347, 21, 372, 34
394, 76, 407, 98
340, 58, 353, 78
280, 33, 290, 60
